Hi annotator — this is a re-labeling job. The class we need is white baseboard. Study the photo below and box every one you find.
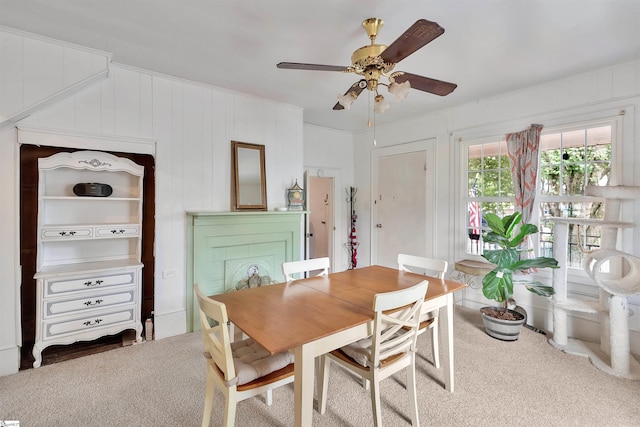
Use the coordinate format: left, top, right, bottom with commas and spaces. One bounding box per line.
0, 345, 20, 377
153, 309, 187, 340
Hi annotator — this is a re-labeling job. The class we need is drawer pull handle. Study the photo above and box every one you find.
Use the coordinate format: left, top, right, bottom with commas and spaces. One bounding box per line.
58, 231, 77, 237
83, 318, 103, 327
110, 229, 126, 234
83, 279, 104, 287
83, 299, 104, 306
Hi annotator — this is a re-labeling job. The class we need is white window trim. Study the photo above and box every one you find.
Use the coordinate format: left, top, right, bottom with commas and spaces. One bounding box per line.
455, 106, 630, 291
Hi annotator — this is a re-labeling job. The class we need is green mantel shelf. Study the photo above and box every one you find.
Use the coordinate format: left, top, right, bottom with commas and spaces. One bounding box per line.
187, 210, 309, 217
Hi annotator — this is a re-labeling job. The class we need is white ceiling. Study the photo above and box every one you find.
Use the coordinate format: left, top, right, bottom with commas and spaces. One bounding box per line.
1, 0, 640, 133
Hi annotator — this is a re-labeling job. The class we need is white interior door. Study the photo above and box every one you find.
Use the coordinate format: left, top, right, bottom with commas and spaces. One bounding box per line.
372, 140, 435, 268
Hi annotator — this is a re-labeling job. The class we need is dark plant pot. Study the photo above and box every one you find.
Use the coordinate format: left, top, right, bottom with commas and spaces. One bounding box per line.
480, 307, 526, 341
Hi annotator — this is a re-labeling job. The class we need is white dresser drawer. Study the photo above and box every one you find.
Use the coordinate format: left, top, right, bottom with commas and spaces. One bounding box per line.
44, 289, 135, 318
41, 226, 93, 240
45, 271, 136, 296
44, 308, 136, 339
95, 225, 140, 237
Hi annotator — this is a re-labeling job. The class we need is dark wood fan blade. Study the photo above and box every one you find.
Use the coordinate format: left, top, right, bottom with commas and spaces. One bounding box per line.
277, 62, 349, 72
380, 19, 444, 64
333, 80, 367, 110
394, 72, 457, 96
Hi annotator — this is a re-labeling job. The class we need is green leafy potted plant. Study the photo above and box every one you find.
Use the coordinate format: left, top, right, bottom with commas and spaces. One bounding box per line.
480, 211, 559, 340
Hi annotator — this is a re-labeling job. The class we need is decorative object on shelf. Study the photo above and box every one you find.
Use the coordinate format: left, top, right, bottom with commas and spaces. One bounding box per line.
73, 182, 113, 197
287, 180, 305, 211
480, 211, 559, 341
233, 264, 274, 291
343, 186, 359, 269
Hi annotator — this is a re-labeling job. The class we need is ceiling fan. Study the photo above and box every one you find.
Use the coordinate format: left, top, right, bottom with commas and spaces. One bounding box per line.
277, 18, 457, 113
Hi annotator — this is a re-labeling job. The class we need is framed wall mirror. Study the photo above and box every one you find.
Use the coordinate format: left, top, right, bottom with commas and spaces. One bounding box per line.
231, 141, 267, 211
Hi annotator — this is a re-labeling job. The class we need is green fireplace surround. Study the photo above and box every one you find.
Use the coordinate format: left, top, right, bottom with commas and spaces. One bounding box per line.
186, 211, 307, 332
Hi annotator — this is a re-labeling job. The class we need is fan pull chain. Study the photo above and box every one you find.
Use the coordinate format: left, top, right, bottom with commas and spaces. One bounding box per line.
373, 110, 377, 146
367, 90, 372, 127
367, 91, 376, 146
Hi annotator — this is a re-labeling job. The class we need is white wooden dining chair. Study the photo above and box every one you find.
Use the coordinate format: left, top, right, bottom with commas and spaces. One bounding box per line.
194, 284, 295, 427
317, 280, 428, 427
397, 253, 448, 369
282, 256, 330, 281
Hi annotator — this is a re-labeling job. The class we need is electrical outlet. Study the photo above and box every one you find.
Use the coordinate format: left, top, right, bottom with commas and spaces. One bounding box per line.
162, 269, 176, 279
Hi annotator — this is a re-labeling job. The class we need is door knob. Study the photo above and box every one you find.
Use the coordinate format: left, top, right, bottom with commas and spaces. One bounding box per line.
376, 224, 382, 228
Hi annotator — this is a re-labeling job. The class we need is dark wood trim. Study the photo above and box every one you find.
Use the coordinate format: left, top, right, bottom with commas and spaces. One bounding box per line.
19, 145, 155, 369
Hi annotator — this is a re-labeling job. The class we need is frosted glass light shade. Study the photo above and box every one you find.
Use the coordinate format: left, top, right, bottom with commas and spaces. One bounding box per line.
374, 96, 390, 114
389, 80, 411, 102
337, 92, 356, 110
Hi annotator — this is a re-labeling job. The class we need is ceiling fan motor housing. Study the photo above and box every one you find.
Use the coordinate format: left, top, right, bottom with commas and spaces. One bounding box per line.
351, 17, 396, 85
362, 17, 384, 40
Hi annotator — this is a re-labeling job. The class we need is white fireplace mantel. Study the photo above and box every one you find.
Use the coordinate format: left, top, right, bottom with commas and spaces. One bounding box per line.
185, 211, 307, 332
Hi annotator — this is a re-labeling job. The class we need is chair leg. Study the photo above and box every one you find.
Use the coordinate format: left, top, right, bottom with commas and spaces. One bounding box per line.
432, 320, 440, 369
223, 389, 238, 427
266, 389, 273, 406
407, 354, 420, 426
362, 377, 370, 390
317, 354, 330, 414
229, 322, 245, 341
314, 356, 320, 388
369, 371, 382, 427
202, 370, 216, 427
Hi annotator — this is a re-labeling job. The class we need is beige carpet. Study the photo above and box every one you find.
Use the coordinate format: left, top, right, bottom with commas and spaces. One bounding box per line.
1, 306, 639, 426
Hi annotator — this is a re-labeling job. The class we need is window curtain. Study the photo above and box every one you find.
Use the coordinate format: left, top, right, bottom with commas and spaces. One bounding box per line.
506, 124, 543, 225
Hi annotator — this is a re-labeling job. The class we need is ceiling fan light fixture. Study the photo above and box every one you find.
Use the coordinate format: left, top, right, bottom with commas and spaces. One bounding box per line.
278, 18, 457, 113
337, 91, 357, 110
389, 80, 411, 102
374, 94, 390, 114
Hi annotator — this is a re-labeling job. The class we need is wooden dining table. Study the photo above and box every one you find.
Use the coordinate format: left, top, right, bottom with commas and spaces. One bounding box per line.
210, 265, 466, 427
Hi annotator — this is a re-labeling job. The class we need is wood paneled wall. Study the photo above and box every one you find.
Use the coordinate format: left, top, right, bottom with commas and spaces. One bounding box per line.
0, 26, 305, 375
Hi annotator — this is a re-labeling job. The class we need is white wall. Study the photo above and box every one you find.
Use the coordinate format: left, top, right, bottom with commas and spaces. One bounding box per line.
0, 125, 20, 375
0, 26, 111, 128
353, 59, 640, 352
0, 28, 303, 376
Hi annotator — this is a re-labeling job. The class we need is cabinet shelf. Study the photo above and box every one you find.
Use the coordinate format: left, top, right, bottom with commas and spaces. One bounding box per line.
41, 222, 139, 227
36, 259, 143, 278
40, 234, 140, 242
41, 196, 141, 201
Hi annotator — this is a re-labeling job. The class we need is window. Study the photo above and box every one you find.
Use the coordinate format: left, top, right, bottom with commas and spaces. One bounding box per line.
538, 125, 611, 268
465, 140, 514, 254
464, 120, 615, 270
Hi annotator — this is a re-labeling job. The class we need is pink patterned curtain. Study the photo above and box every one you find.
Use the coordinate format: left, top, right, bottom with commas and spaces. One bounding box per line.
506, 124, 543, 225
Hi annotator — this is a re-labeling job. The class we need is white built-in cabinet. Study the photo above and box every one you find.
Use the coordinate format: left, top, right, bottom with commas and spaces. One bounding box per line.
32, 150, 144, 367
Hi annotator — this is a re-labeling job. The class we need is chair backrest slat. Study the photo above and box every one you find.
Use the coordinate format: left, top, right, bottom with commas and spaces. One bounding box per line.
282, 257, 330, 281
195, 284, 236, 382
371, 281, 428, 366
397, 253, 448, 279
